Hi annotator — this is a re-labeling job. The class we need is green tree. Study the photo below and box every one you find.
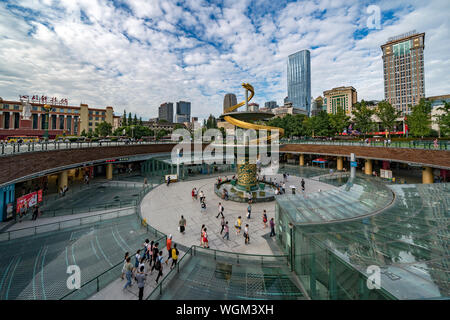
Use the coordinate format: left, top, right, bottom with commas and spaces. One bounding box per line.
173, 123, 185, 130
352, 100, 374, 138
81, 129, 87, 137
139, 117, 143, 126
156, 129, 168, 139
133, 114, 138, 125
122, 109, 127, 127
303, 111, 332, 137
95, 121, 113, 137
406, 98, 432, 138
128, 112, 132, 125
376, 100, 400, 138
435, 101, 450, 137
329, 107, 350, 136
206, 114, 217, 129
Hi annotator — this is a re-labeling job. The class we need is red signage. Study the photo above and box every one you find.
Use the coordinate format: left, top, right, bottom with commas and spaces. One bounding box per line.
20, 95, 68, 106
16, 190, 43, 213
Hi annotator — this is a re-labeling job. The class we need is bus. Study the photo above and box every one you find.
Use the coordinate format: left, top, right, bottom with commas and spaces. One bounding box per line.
7, 136, 39, 143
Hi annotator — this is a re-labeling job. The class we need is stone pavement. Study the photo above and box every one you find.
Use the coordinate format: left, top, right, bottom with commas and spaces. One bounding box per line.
140, 173, 336, 255
89, 250, 185, 300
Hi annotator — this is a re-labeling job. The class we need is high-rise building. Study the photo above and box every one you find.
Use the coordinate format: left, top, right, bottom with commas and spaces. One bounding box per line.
264, 101, 278, 109
287, 50, 311, 114
175, 101, 191, 123
223, 93, 237, 112
323, 86, 357, 115
158, 102, 173, 123
381, 30, 425, 115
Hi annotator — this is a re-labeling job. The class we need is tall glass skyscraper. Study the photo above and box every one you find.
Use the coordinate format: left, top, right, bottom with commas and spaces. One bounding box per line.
287, 50, 311, 114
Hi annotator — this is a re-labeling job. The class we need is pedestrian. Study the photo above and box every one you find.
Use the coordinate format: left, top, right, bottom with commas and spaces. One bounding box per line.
144, 178, 148, 188
199, 190, 205, 202
200, 224, 205, 246
167, 176, 171, 186
220, 216, 226, 234
263, 210, 268, 228
150, 242, 159, 273
200, 199, 207, 213
216, 202, 224, 218
143, 239, 150, 261
170, 244, 179, 269
32, 205, 39, 220
246, 202, 251, 219
247, 192, 253, 203
244, 224, 250, 245
301, 179, 305, 192
123, 257, 133, 289
202, 228, 209, 248
191, 188, 197, 200
155, 251, 164, 284
282, 182, 286, 194
223, 221, 230, 240
269, 218, 276, 237
148, 241, 154, 265
136, 265, 147, 300
165, 235, 172, 265
178, 215, 186, 234
121, 252, 129, 280
235, 216, 242, 235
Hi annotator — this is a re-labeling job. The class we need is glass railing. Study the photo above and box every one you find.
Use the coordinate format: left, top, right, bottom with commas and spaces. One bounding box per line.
146, 246, 290, 300
0, 140, 176, 156
280, 138, 449, 150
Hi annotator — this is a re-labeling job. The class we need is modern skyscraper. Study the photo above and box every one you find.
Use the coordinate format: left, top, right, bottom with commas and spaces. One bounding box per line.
158, 102, 173, 123
223, 93, 237, 112
287, 50, 311, 114
381, 30, 425, 115
175, 101, 191, 123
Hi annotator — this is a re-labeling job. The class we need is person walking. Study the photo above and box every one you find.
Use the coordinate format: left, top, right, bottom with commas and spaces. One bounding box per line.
235, 216, 242, 235
269, 218, 276, 237
223, 222, 230, 240
199, 190, 205, 203
155, 251, 164, 284
216, 202, 224, 218
301, 179, 305, 192
165, 235, 172, 265
167, 176, 171, 186
263, 210, 268, 228
170, 244, 179, 270
136, 265, 147, 300
200, 224, 205, 246
32, 205, 39, 221
143, 239, 150, 262
121, 252, 129, 280
200, 199, 207, 213
244, 224, 250, 245
148, 241, 154, 265
220, 216, 226, 234
202, 228, 209, 248
179, 216, 186, 234
246, 202, 252, 219
123, 257, 133, 289
150, 242, 159, 273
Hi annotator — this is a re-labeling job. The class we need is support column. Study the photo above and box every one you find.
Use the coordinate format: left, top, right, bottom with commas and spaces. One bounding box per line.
422, 167, 433, 184
364, 159, 372, 175
106, 163, 113, 180
299, 154, 305, 166
58, 170, 68, 190
337, 157, 343, 171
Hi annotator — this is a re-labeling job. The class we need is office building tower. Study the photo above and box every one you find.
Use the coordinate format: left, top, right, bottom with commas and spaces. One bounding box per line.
287, 50, 311, 114
381, 30, 425, 115
264, 101, 278, 109
158, 102, 173, 123
175, 101, 191, 123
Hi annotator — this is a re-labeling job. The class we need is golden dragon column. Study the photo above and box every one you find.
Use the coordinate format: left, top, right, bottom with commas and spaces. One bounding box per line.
220, 83, 284, 192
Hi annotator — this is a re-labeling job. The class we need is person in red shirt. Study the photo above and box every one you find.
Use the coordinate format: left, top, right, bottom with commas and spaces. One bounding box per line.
165, 235, 172, 265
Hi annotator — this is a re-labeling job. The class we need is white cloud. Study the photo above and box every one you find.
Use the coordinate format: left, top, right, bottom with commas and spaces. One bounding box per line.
0, 0, 449, 120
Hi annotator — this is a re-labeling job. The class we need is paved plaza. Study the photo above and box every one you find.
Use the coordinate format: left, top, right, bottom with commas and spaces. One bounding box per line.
140, 173, 336, 255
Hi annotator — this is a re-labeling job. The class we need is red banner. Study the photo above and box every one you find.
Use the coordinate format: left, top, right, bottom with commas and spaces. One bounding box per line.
16, 190, 43, 213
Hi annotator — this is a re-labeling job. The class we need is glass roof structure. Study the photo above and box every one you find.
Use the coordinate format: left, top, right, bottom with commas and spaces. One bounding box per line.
278, 180, 449, 299
276, 176, 395, 224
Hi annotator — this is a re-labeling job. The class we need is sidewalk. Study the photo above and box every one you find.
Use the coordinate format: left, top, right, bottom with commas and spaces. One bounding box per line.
89, 250, 185, 300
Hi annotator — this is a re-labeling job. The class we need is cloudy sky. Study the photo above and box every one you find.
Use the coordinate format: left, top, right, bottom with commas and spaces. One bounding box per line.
0, 0, 449, 121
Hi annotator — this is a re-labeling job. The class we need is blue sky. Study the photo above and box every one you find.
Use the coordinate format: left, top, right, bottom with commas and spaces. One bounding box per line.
0, 0, 449, 121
